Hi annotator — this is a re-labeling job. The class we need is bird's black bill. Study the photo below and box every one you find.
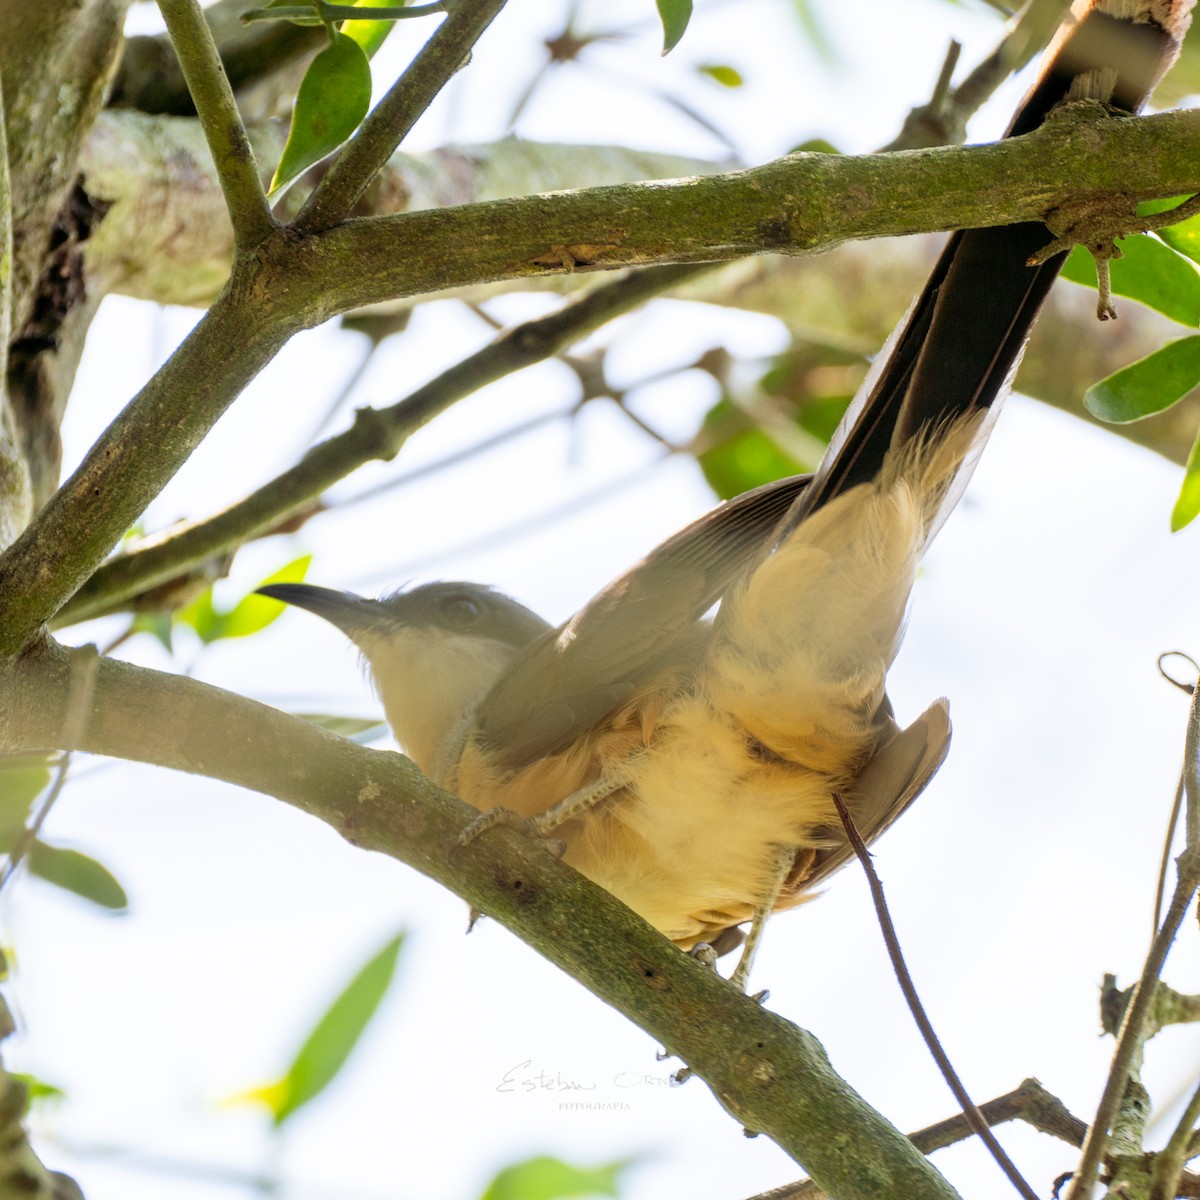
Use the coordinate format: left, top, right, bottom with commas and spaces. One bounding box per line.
256, 583, 385, 636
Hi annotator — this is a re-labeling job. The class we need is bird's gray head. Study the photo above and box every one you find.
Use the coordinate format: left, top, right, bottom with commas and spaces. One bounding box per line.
258, 581, 550, 781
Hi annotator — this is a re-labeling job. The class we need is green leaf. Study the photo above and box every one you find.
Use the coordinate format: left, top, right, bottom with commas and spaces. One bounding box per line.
697, 369, 851, 499
700, 406, 805, 500
295, 713, 389, 742
255, 932, 405, 1125
177, 587, 220, 643
220, 555, 313, 639
1171, 422, 1200, 531
131, 611, 175, 653
655, 0, 692, 54
697, 63, 742, 87
1084, 336, 1200, 423
270, 33, 372, 195
789, 137, 840, 155
1062, 236, 1200, 326
342, 0, 401, 57
28, 842, 129, 912
12, 1074, 66, 1107
180, 556, 312, 644
481, 1155, 632, 1200
788, 0, 837, 64
0, 756, 52, 826
1160, 218, 1200, 267
1137, 195, 1192, 219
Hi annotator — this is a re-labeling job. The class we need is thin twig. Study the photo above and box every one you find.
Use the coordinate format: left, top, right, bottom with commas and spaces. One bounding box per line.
1153, 652, 1197, 933
1152, 1076, 1200, 1200
1153, 774, 1185, 935
0, 647, 99, 897
54, 264, 709, 626
242, 2, 446, 23
831, 793, 1039, 1200
156, 0, 275, 248
879, 40, 965, 152
929, 41, 962, 114
881, 0, 1072, 153
1184, 656, 1200, 848
0, 77, 10, 386
1140, 192, 1200, 235
345, 400, 762, 577
952, 0, 1074, 120
293, 0, 510, 234
1065, 677, 1200, 1200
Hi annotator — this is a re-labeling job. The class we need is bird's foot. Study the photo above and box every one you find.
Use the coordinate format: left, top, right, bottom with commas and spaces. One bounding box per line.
456, 806, 567, 857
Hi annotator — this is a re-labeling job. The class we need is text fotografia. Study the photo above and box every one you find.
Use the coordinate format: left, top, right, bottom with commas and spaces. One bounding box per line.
559, 1100, 634, 1111
496, 1060, 673, 1095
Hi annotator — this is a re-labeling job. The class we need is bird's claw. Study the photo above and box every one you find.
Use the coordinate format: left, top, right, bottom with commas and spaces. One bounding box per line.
456, 806, 566, 857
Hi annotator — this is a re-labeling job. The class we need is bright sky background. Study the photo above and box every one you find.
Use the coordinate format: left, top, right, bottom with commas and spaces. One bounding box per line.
14, 1, 1200, 1198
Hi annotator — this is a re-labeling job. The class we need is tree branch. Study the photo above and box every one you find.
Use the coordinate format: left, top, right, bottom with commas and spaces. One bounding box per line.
0, 75, 32, 552
293, 0, 511, 233
751, 1078, 1088, 1200
0, 639, 961, 1200
949, 0, 1073, 130
0, 0, 126, 516
155, 0, 275, 247
0, 0, 125, 335
306, 106, 1200, 316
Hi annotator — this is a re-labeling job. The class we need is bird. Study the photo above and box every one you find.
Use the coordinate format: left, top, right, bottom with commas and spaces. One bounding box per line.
259, 3, 1181, 987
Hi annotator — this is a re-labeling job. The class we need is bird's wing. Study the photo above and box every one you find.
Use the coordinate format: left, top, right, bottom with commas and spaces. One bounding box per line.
476, 0, 1188, 774
803, 699, 952, 891
475, 472, 812, 768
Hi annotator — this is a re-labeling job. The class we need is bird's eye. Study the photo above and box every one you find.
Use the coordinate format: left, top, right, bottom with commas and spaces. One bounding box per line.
440, 595, 481, 627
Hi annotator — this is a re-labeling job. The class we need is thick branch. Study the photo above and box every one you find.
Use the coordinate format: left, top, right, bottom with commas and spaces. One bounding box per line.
306, 106, 1200, 317
0, 0, 126, 336
755, 1078, 1088, 1200
0, 0, 127, 517
80, 107, 1200, 313
0, 80, 32, 552
0, 641, 961, 1200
